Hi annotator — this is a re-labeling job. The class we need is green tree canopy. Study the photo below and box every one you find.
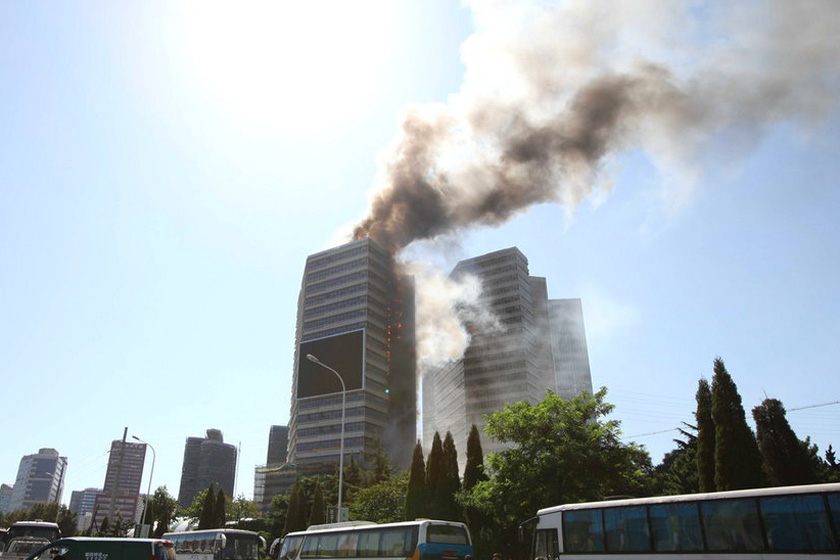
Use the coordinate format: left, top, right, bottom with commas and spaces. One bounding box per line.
753, 398, 818, 486
438, 431, 462, 521
711, 358, 765, 490
198, 485, 217, 529
405, 440, 426, 520
350, 471, 409, 523
695, 377, 716, 492
460, 389, 652, 557
309, 482, 325, 526
283, 483, 308, 536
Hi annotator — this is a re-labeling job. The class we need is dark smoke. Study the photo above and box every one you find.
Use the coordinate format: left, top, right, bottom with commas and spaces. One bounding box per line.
353, 0, 840, 254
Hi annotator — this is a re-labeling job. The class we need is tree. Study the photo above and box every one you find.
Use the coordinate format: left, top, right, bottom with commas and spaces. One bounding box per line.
199, 485, 217, 529
309, 482, 325, 526
366, 438, 393, 486
462, 424, 490, 560
150, 486, 179, 537
405, 441, 426, 520
695, 378, 716, 492
439, 431, 462, 521
227, 494, 258, 525
283, 484, 308, 536
214, 488, 227, 528
460, 389, 653, 558
351, 471, 409, 523
652, 425, 699, 496
711, 358, 765, 490
753, 398, 818, 486
425, 433, 444, 518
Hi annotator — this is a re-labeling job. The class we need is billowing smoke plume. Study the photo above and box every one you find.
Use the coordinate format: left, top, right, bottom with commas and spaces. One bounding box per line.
354, 0, 840, 254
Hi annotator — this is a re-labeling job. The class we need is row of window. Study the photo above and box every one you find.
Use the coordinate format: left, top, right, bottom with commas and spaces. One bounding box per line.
556, 493, 840, 554
304, 283, 368, 307
307, 271, 368, 294
307, 258, 369, 283
304, 310, 368, 331
307, 246, 369, 270
303, 296, 368, 319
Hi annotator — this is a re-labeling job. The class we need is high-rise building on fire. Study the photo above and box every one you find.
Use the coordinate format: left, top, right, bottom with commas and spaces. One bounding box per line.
92, 439, 145, 529
422, 247, 592, 458
177, 429, 237, 508
7, 448, 67, 513
287, 238, 416, 476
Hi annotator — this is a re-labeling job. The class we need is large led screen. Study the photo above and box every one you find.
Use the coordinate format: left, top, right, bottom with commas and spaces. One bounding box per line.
297, 330, 365, 398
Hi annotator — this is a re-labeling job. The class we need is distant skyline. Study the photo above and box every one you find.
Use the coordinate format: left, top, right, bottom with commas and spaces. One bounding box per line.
2, 1, 839, 503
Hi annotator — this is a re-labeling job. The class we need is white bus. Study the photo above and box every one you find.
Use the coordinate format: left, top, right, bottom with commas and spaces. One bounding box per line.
278, 520, 473, 560
162, 529, 266, 560
527, 482, 840, 559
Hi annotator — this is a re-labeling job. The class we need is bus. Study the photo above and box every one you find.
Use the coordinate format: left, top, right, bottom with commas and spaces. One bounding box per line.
278, 520, 473, 560
1, 522, 61, 552
162, 529, 266, 560
524, 482, 840, 559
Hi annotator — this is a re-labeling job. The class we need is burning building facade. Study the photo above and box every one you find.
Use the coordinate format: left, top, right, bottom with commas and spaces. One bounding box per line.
422, 247, 592, 457
287, 238, 416, 475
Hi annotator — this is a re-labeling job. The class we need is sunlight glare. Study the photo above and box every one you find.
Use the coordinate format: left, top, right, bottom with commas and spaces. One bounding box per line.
178, 1, 400, 137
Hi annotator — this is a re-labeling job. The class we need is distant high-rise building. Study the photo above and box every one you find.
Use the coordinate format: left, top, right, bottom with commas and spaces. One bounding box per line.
0, 483, 13, 514
69, 487, 102, 517
177, 429, 237, 508
287, 238, 416, 477
266, 425, 289, 465
254, 426, 293, 513
7, 448, 67, 513
69, 488, 102, 532
423, 247, 593, 458
92, 440, 146, 529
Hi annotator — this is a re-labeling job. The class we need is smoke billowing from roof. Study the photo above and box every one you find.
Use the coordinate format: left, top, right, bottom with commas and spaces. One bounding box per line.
353, 0, 840, 253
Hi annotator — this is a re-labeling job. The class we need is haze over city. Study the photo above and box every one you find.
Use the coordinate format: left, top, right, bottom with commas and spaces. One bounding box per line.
2, 0, 839, 502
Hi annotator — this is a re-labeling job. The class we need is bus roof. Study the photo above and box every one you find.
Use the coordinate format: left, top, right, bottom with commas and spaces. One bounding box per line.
286, 519, 469, 537
536, 482, 840, 516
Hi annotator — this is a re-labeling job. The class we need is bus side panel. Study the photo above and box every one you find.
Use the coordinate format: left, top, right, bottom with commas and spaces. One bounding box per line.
417, 542, 473, 560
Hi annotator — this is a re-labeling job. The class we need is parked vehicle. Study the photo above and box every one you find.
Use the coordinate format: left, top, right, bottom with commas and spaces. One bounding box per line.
0, 537, 50, 560
24, 537, 176, 560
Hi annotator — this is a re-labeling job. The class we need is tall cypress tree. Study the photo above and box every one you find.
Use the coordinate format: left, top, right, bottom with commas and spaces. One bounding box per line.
425, 432, 444, 518
214, 488, 226, 528
309, 482, 326, 526
711, 357, 765, 490
695, 378, 716, 492
198, 486, 216, 529
283, 484, 308, 535
463, 425, 489, 560
440, 431, 462, 521
405, 441, 426, 520
753, 398, 817, 486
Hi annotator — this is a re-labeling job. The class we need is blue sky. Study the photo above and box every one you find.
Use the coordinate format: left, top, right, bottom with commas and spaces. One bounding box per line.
2, 1, 838, 503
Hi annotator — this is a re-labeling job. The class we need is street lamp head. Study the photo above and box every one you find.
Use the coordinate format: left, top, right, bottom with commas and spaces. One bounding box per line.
306, 354, 319, 363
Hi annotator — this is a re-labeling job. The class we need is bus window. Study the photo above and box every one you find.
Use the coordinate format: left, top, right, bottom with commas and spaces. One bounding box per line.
563, 510, 604, 553
604, 506, 650, 552
336, 533, 358, 557
648, 502, 703, 552
532, 529, 557, 560
380, 529, 412, 557
279, 536, 304, 560
357, 531, 381, 558
761, 494, 834, 551
701, 498, 764, 551
426, 526, 467, 546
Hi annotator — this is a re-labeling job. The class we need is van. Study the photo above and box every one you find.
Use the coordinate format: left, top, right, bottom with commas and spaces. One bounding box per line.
25, 538, 176, 560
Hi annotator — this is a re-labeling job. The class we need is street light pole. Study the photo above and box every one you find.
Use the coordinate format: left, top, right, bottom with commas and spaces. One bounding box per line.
305, 353, 346, 519
132, 435, 156, 533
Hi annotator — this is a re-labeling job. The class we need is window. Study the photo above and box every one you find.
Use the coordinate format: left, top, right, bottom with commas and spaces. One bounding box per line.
532, 529, 558, 560
427, 525, 466, 545
649, 502, 703, 552
563, 509, 604, 553
761, 494, 835, 551
701, 498, 764, 551
604, 506, 650, 552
